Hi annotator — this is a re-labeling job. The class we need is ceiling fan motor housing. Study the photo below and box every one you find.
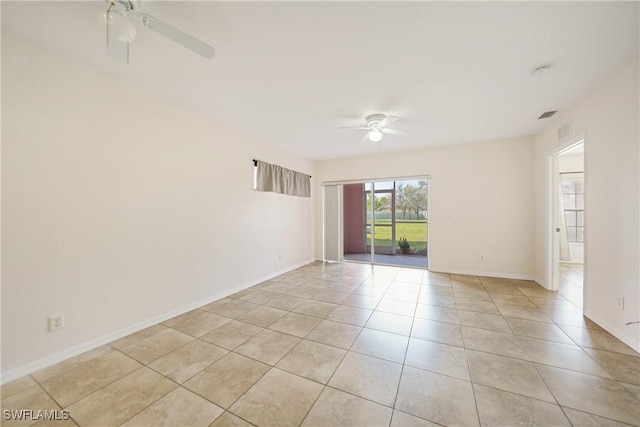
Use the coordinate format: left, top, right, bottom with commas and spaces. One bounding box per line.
366, 114, 387, 128
110, 0, 143, 14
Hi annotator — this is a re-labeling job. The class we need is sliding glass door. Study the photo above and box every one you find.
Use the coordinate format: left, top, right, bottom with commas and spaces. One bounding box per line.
393, 180, 428, 265
340, 178, 429, 269
368, 182, 395, 258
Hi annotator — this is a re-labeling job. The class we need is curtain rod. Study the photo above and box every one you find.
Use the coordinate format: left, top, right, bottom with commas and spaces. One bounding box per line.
560, 171, 584, 175
253, 159, 311, 178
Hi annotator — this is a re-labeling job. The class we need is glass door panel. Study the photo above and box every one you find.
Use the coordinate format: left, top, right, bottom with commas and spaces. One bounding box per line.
392, 180, 429, 268
361, 190, 372, 263
340, 179, 429, 268
373, 190, 393, 251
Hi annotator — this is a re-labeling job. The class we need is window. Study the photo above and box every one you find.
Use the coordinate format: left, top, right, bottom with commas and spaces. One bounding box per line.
562, 175, 584, 243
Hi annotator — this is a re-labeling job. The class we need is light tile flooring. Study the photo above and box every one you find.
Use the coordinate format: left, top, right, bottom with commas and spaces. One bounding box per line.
344, 253, 428, 268
3, 262, 639, 427
559, 262, 583, 308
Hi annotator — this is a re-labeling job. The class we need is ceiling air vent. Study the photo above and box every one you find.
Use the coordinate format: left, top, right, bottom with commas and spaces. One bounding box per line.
538, 110, 557, 119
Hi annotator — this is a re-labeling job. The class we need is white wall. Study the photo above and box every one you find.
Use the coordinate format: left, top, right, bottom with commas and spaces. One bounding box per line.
316, 137, 535, 279
534, 57, 639, 351
1, 31, 315, 380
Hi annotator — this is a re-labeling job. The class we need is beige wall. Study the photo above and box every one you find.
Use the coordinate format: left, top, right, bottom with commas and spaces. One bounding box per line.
534, 57, 639, 351
316, 137, 535, 279
1, 31, 315, 379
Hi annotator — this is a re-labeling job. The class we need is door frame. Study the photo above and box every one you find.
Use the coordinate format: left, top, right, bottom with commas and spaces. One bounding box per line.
365, 185, 396, 256
546, 135, 585, 291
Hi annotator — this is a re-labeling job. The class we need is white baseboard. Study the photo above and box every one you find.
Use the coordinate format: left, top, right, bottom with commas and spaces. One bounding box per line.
583, 310, 640, 353
534, 276, 549, 289
1, 259, 314, 384
428, 266, 536, 282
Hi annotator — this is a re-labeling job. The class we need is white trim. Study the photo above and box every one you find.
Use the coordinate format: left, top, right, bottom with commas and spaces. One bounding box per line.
322, 174, 432, 187
547, 152, 560, 290
0, 259, 315, 384
320, 259, 539, 282
426, 178, 431, 271
545, 135, 585, 291
534, 276, 548, 288
369, 185, 375, 262
428, 267, 536, 282
321, 185, 326, 261
584, 310, 640, 353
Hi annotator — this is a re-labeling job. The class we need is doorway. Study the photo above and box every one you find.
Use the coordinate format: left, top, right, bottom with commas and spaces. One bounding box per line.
548, 139, 585, 307
332, 178, 429, 269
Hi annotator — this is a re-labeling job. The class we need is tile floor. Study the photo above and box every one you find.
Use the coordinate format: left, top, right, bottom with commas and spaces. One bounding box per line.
2, 262, 639, 427
343, 253, 428, 268
559, 262, 583, 308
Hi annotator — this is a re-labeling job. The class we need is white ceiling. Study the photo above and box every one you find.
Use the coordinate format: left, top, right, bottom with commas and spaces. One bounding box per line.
3, 1, 638, 160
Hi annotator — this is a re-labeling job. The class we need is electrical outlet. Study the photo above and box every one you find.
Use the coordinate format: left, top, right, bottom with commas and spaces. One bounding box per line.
618, 298, 625, 311
480, 255, 484, 262
278, 253, 283, 261
48, 314, 64, 332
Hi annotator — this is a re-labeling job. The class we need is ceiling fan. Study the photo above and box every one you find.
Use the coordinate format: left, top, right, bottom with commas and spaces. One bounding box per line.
97, 0, 215, 63
339, 114, 409, 144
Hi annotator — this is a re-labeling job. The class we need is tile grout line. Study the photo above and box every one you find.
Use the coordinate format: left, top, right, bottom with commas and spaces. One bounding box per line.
459, 312, 483, 427
388, 273, 438, 427
106, 348, 186, 425
28, 373, 83, 426
228, 267, 376, 426
14, 262, 639, 426
33, 347, 150, 408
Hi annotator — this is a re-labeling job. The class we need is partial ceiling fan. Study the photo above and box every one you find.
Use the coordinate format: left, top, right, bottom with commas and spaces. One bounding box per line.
97, 0, 215, 63
339, 114, 409, 145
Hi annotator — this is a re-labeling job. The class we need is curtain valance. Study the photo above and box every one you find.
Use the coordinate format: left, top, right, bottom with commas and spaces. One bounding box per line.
255, 160, 311, 197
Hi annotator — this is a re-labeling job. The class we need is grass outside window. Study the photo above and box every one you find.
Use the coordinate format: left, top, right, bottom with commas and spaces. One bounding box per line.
366, 220, 428, 250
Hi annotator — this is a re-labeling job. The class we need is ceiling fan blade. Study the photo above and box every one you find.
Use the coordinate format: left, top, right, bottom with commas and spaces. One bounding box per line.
381, 128, 410, 136
140, 14, 215, 59
106, 39, 129, 61
360, 133, 372, 144
378, 115, 398, 128
339, 126, 370, 131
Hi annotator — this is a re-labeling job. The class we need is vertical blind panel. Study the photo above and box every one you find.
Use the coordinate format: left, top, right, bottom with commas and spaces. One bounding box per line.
256, 160, 311, 197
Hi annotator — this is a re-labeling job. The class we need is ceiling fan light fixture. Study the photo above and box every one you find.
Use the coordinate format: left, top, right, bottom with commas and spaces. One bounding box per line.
339, 113, 408, 146
97, 8, 136, 43
368, 129, 383, 142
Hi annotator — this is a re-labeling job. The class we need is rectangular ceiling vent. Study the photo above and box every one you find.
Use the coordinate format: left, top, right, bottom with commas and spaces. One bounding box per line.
557, 121, 572, 140
538, 110, 557, 119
